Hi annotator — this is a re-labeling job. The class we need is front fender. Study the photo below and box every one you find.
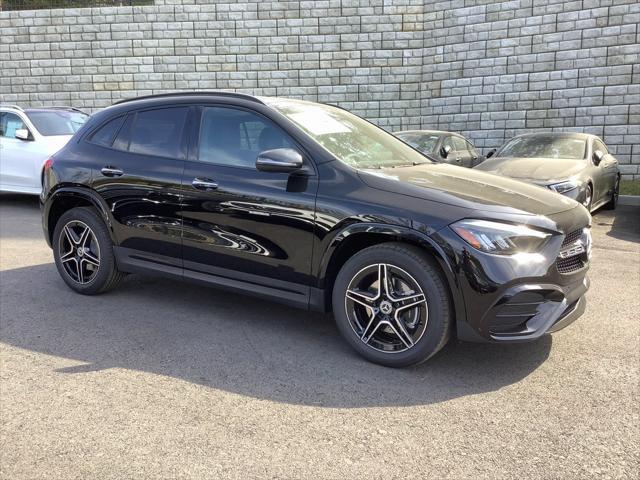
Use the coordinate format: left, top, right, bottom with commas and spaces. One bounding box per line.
316, 222, 467, 324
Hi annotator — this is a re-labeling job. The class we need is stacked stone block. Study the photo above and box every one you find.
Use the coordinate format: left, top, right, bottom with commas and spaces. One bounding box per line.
0, 0, 637, 177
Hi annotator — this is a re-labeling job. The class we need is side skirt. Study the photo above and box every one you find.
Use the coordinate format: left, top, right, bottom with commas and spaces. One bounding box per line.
113, 246, 319, 312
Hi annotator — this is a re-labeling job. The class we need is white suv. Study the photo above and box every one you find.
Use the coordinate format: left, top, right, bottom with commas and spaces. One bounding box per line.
0, 105, 88, 194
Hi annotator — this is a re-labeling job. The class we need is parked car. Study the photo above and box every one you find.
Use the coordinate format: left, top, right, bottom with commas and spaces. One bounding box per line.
475, 132, 620, 212
394, 129, 485, 167
41, 92, 591, 367
0, 105, 88, 195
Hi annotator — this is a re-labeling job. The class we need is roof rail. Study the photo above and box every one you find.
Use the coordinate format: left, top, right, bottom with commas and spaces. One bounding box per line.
113, 91, 264, 106
44, 106, 89, 115
0, 104, 25, 112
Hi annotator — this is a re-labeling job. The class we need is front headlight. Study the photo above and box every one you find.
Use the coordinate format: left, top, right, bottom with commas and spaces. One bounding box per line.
452, 219, 552, 255
549, 180, 579, 194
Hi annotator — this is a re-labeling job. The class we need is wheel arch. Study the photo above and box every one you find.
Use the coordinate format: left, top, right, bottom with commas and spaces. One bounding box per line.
317, 223, 464, 320
45, 187, 114, 246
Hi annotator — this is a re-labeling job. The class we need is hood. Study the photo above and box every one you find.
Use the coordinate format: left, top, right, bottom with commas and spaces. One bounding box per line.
358, 163, 578, 216
474, 157, 586, 183
43, 135, 75, 155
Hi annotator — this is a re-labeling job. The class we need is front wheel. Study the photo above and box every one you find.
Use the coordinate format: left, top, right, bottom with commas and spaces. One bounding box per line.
332, 243, 452, 367
52, 207, 125, 295
604, 176, 619, 210
582, 184, 593, 212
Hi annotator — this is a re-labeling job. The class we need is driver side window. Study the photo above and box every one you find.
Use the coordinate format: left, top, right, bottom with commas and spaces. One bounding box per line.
0, 112, 27, 138
593, 140, 608, 155
441, 136, 455, 156
198, 107, 294, 168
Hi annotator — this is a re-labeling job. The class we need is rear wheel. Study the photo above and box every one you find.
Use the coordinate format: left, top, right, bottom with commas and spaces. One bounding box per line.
332, 243, 451, 367
52, 207, 124, 295
604, 176, 619, 210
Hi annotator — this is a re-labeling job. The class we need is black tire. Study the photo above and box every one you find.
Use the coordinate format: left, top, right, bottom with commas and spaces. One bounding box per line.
604, 176, 619, 210
52, 206, 125, 295
332, 243, 452, 367
583, 184, 593, 212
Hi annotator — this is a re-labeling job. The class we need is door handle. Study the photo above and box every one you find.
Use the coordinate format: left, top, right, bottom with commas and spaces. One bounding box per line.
101, 166, 123, 177
192, 177, 218, 190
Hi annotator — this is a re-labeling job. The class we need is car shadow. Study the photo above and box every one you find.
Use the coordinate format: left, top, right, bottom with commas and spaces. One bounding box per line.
1, 262, 552, 408
593, 205, 640, 244
0, 193, 43, 241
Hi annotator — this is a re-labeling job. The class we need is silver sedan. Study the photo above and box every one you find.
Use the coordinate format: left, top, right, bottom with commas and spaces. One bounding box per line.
475, 132, 620, 212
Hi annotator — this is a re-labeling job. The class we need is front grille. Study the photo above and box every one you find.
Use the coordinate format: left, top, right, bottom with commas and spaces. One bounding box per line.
556, 229, 589, 274
562, 229, 582, 247
557, 255, 585, 273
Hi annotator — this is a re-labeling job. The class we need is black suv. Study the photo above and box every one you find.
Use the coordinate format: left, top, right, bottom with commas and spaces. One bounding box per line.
41, 92, 591, 367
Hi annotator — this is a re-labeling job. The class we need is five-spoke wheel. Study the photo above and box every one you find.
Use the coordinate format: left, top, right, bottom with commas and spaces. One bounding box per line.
58, 220, 101, 284
53, 207, 124, 294
333, 243, 451, 367
345, 263, 428, 353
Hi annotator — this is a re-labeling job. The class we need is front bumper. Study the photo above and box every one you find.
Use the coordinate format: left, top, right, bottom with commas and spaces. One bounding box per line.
483, 277, 589, 342
431, 207, 591, 343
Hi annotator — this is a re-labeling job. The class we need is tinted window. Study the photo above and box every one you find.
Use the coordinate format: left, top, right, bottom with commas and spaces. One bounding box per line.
498, 136, 586, 160
442, 136, 455, 154
129, 107, 188, 159
89, 116, 125, 147
0, 112, 26, 138
466, 140, 479, 157
199, 107, 294, 167
396, 132, 440, 155
26, 110, 87, 136
593, 139, 608, 154
452, 136, 468, 152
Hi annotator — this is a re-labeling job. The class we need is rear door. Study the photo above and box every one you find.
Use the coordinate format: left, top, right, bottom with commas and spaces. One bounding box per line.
180, 104, 318, 307
89, 106, 188, 272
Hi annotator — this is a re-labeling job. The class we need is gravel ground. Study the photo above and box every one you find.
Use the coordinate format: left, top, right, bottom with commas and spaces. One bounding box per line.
1, 194, 638, 479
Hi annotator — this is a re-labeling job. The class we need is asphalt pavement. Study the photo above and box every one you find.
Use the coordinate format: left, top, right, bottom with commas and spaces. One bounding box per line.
1, 194, 638, 479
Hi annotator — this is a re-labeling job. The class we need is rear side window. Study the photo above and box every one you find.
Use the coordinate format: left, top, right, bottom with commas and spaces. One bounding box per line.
89, 116, 125, 147
128, 107, 188, 159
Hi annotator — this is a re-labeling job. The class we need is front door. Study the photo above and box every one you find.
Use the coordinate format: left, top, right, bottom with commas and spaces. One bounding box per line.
0, 112, 41, 193
181, 105, 318, 307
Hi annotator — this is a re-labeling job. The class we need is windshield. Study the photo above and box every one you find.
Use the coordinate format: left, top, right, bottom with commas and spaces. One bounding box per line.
497, 136, 587, 160
395, 132, 440, 155
264, 98, 431, 169
26, 110, 88, 136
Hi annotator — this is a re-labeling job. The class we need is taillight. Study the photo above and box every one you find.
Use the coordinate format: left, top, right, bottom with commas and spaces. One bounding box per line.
43, 158, 53, 171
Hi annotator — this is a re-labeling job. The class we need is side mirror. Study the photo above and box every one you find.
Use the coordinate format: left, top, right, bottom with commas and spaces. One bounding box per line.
441, 145, 452, 158
593, 150, 604, 165
256, 148, 303, 173
15, 129, 30, 141
486, 148, 496, 159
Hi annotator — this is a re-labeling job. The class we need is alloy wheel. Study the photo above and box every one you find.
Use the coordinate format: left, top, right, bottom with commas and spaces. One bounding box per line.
58, 220, 101, 284
344, 263, 428, 353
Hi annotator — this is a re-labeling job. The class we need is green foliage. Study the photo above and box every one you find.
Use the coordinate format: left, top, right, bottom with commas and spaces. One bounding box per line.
620, 180, 640, 196
1, 0, 153, 11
